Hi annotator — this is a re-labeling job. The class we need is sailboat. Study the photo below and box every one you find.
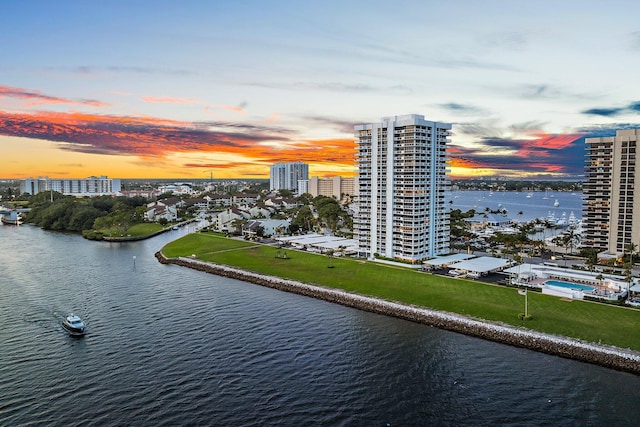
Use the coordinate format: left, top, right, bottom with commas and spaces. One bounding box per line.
553, 199, 559, 207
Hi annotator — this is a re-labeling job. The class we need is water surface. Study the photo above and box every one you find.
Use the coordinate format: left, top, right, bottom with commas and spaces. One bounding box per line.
1, 224, 638, 426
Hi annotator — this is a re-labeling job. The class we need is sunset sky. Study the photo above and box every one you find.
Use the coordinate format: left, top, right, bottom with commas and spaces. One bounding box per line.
3, 1, 640, 180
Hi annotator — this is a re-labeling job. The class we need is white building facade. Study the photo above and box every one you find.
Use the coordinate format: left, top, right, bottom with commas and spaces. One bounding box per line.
270, 162, 309, 192
20, 177, 48, 195
20, 176, 121, 196
297, 179, 309, 196
355, 114, 451, 262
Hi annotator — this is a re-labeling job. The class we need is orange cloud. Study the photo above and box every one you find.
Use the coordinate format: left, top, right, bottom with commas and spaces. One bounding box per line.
0, 110, 356, 174
183, 161, 261, 170
449, 157, 480, 169
448, 130, 585, 178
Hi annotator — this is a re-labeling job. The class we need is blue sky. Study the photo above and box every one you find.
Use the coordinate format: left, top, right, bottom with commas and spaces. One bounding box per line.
2, 1, 640, 179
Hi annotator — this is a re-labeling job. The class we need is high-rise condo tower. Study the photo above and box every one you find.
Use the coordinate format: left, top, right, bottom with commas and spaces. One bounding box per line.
584, 129, 640, 256
355, 114, 451, 262
270, 162, 309, 193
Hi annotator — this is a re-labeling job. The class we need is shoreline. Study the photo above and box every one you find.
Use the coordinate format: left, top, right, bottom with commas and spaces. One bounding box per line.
155, 251, 640, 375
100, 219, 196, 242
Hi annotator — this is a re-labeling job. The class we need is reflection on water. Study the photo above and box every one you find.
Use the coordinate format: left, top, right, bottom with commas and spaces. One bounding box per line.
0, 225, 639, 425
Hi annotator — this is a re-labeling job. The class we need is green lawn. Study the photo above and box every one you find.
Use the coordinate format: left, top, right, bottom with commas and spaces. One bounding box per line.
99, 222, 165, 237
162, 233, 640, 351
126, 223, 165, 236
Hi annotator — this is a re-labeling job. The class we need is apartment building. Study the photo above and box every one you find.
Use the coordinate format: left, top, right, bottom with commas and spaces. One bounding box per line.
584, 129, 640, 256
302, 176, 358, 201
21, 176, 121, 196
354, 114, 451, 262
270, 162, 309, 192
20, 177, 48, 195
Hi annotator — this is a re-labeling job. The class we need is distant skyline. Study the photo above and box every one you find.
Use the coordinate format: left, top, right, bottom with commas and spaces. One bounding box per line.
2, 1, 640, 179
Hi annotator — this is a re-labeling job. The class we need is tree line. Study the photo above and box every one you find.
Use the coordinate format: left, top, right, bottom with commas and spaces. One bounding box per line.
24, 192, 148, 233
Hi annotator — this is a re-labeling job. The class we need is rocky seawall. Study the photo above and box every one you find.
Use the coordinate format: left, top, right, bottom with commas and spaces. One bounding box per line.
156, 252, 640, 375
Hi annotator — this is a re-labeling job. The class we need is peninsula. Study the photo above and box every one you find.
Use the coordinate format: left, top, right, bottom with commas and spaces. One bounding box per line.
158, 233, 640, 375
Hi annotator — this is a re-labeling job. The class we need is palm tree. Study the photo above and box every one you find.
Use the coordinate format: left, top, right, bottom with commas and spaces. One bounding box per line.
550, 235, 564, 262
327, 249, 335, 268
625, 242, 638, 267
531, 238, 545, 258
515, 224, 532, 264
560, 227, 579, 266
584, 248, 598, 272
624, 262, 633, 299
231, 218, 247, 235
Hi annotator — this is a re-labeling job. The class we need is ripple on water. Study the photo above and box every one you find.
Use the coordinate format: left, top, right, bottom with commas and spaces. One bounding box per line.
1, 226, 640, 426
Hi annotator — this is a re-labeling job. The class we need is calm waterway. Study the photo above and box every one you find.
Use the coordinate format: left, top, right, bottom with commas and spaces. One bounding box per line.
448, 190, 584, 222
1, 218, 640, 425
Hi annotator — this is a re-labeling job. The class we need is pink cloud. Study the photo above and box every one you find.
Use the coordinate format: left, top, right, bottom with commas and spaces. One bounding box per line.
142, 96, 202, 104
0, 84, 109, 107
213, 104, 246, 114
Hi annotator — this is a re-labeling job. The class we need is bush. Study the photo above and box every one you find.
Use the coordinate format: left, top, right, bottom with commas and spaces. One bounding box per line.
82, 230, 104, 240
583, 295, 624, 306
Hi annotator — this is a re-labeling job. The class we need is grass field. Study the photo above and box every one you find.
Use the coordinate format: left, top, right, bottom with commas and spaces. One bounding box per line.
126, 223, 165, 236
100, 223, 165, 237
162, 233, 640, 351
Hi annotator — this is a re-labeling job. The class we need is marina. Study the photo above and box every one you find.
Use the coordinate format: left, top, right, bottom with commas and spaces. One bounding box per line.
448, 190, 583, 223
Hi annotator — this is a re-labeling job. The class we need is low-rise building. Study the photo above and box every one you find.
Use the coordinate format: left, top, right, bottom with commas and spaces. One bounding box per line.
304, 176, 357, 201
145, 198, 185, 222
264, 196, 299, 210
233, 193, 260, 205
210, 194, 233, 207
158, 183, 195, 195
242, 219, 291, 239
210, 208, 246, 234
119, 189, 162, 199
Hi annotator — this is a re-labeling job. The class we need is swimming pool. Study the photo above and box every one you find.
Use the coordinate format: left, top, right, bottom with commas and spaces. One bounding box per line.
544, 280, 595, 292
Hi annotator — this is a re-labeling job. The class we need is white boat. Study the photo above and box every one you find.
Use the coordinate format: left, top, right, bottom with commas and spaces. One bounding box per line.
1, 211, 21, 225
62, 314, 86, 336
553, 199, 560, 207
556, 212, 568, 227
1, 216, 20, 225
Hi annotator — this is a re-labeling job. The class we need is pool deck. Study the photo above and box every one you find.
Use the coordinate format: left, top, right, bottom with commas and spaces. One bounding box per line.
522, 277, 620, 300
545, 280, 596, 291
